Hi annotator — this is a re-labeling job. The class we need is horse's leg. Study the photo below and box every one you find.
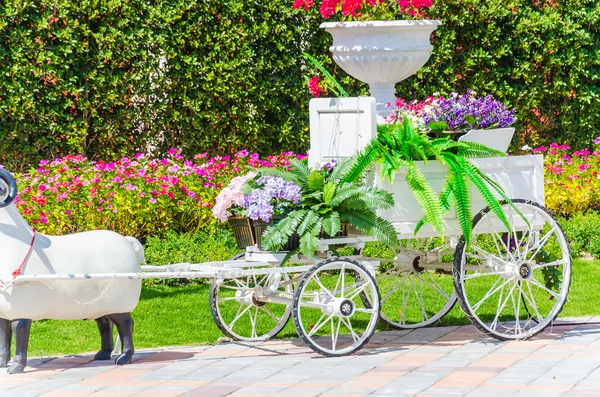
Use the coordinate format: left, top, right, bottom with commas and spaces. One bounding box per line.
0, 318, 12, 367
107, 313, 134, 365
94, 316, 114, 361
8, 319, 31, 374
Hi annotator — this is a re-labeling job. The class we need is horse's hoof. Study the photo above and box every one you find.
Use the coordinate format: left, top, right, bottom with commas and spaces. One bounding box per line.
94, 349, 113, 361
7, 362, 25, 374
115, 352, 132, 366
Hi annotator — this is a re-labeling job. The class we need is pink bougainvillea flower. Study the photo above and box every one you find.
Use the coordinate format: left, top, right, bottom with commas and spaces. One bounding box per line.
308, 76, 322, 97
293, 0, 314, 10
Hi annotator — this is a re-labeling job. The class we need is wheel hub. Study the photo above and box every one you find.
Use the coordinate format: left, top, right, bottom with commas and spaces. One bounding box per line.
517, 262, 533, 280
339, 299, 355, 317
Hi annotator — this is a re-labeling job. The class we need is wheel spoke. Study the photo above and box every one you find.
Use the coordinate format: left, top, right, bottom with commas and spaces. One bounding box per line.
523, 280, 544, 323
314, 274, 335, 299
332, 317, 342, 352
260, 305, 281, 324
491, 281, 518, 331
342, 317, 360, 343
355, 307, 376, 314
526, 227, 556, 262
463, 270, 509, 281
421, 271, 451, 300
471, 277, 510, 313
308, 313, 334, 337
228, 304, 251, 330
528, 276, 562, 300
533, 259, 567, 269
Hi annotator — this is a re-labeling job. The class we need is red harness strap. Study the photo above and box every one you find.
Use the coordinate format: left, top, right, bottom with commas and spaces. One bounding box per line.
0, 229, 37, 286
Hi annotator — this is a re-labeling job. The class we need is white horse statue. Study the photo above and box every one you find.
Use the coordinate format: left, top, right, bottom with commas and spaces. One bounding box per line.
0, 168, 144, 374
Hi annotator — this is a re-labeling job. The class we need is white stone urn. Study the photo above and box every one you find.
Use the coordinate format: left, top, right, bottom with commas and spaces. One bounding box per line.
320, 20, 442, 119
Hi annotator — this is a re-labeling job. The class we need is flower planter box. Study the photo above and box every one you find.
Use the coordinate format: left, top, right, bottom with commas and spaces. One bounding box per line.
458, 128, 516, 154
375, 154, 544, 238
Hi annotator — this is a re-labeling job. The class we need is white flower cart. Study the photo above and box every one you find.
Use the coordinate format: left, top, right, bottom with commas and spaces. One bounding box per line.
0, 98, 570, 359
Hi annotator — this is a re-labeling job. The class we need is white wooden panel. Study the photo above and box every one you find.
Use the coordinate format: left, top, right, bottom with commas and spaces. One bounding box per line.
308, 97, 376, 167
376, 155, 544, 237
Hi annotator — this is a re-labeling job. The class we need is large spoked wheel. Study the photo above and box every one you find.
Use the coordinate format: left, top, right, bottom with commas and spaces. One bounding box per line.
454, 199, 572, 340
292, 258, 380, 356
375, 238, 457, 329
210, 254, 293, 341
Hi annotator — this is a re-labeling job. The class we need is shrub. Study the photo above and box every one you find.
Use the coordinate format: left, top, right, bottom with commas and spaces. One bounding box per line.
142, 228, 240, 286
558, 212, 600, 260
542, 140, 600, 217
13, 150, 305, 239
2, 1, 600, 169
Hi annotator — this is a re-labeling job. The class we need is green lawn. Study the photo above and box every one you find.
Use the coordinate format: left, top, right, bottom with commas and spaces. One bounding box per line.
21, 259, 600, 357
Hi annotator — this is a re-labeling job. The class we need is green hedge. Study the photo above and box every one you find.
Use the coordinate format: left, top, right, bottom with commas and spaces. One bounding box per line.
1, 1, 599, 170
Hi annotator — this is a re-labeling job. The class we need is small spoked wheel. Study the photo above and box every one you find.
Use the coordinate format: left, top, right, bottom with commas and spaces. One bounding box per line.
454, 199, 572, 340
292, 258, 380, 356
374, 238, 457, 329
210, 254, 292, 341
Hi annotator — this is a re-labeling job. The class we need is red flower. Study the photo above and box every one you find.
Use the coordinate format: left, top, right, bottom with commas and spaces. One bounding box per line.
293, 0, 314, 10
308, 76, 322, 97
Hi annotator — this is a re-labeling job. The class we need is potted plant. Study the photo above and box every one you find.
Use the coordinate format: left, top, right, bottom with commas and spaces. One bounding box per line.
212, 173, 302, 250
345, 117, 524, 247
391, 91, 517, 152
294, 0, 441, 118
258, 158, 400, 258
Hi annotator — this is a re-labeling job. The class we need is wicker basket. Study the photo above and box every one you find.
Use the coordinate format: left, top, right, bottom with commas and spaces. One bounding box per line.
228, 217, 256, 249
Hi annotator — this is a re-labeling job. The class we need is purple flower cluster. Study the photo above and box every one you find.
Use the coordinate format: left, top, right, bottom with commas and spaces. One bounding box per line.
244, 176, 301, 222
423, 91, 516, 131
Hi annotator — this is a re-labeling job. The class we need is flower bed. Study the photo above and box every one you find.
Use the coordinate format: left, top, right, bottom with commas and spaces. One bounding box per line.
538, 138, 600, 217
10, 150, 305, 238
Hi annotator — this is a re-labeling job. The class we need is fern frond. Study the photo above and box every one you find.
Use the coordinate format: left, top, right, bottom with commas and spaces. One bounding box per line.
328, 158, 354, 184
254, 167, 300, 184
443, 153, 472, 247
322, 211, 341, 237
342, 143, 380, 183
299, 219, 322, 257
261, 210, 307, 251
457, 156, 512, 234
288, 159, 311, 185
340, 209, 399, 247
405, 164, 444, 237
455, 141, 506, 158
297, 210, 320, 236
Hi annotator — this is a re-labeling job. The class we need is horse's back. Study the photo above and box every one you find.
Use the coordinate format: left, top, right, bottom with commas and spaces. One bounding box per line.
0, 230, 143, 320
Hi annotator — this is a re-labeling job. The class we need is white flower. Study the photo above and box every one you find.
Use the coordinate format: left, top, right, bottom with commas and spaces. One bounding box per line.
521, 145, 532, 151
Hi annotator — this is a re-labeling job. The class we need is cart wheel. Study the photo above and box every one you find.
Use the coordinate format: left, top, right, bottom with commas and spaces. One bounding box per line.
210, 254, 292, 341
454, 199, 572, 340
373, 238, 457, 329
292, 258, 380, 356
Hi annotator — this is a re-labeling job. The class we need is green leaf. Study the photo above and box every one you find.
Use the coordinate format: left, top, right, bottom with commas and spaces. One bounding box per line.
323, 182, 336, 205
307, 171, 324, 191
428, 121, 449, 131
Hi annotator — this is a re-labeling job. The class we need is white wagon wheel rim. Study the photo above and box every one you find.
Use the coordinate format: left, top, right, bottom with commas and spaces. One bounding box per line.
454, 200, 571, 340
293, 258, 380, 356
210, 270, 293, 342
374, 238, 457, 329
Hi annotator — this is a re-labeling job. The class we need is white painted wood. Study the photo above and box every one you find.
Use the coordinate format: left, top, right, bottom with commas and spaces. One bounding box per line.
308, 97, 376, 167
459, 128, 516, 153
375, 155, 545, 238
0, 203, 143, 321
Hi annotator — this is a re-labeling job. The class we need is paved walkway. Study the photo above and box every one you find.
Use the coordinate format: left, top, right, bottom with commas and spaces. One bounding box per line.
3, 317, 600, 397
